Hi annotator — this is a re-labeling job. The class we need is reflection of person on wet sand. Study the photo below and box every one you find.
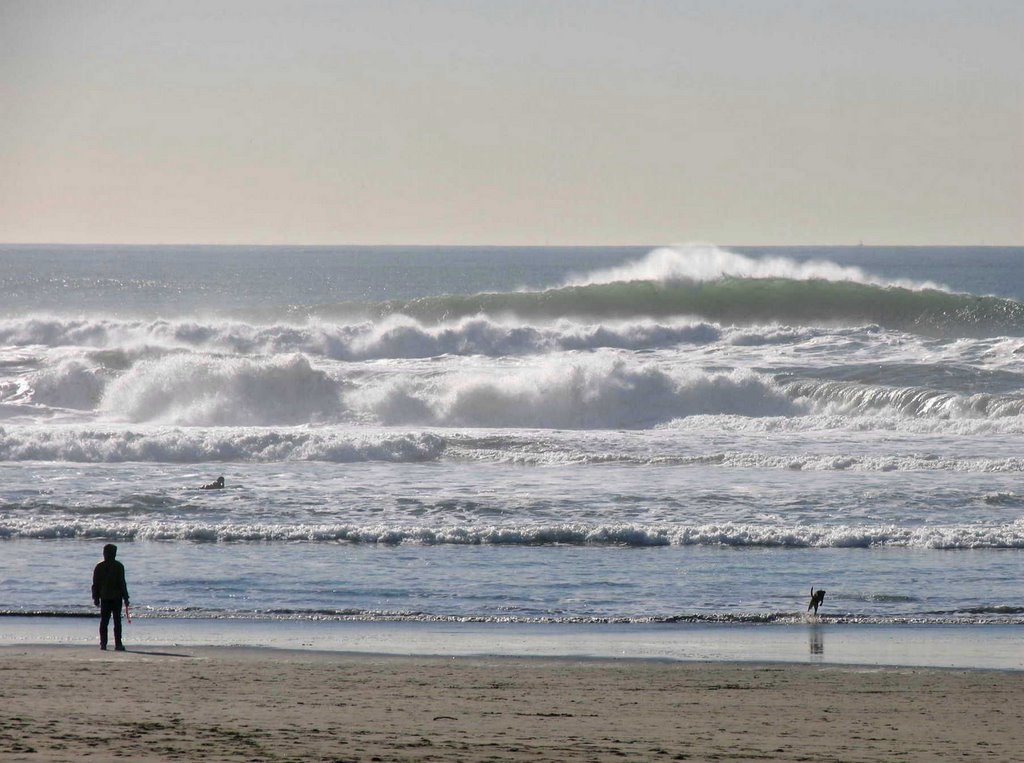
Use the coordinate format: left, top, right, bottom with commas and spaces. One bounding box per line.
201, 476, 225, 490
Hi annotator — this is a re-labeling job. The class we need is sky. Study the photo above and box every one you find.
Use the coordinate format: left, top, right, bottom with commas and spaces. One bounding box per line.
1, 0, 1021, 246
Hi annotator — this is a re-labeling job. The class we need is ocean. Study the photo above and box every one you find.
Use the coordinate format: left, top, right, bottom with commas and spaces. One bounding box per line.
1, 243, 1022, 629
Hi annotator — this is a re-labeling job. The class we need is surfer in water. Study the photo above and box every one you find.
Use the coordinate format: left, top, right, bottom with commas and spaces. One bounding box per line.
201, 476, 225, 490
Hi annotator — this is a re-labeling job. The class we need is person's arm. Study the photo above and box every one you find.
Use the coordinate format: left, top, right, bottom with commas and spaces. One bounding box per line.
91, 563, 101, 605
119, 563, 129, 605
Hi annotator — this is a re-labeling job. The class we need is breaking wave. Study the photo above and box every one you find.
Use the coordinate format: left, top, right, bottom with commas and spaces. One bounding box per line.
2, 518, 1022, 548
370, 278, 1024, 337
0, 315, 723, 358
356, 362, 802, 429
783, 378, 1024, 420
4, 354, 804, 429
97, 358, 1024, 430
563, 245, 947, 290
0, 427, 445, 463
330, 247, 1024, 337
99, 354, 345, 425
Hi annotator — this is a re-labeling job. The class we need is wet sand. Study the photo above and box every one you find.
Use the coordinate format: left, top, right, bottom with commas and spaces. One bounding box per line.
1, 645, 1022, 762
3, 616, 1022, 670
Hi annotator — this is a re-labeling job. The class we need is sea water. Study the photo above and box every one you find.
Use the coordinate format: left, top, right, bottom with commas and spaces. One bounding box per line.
1, 244, 1022, 628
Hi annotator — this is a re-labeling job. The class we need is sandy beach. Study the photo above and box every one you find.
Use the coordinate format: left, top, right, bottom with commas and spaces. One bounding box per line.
1, 645, 1022, 762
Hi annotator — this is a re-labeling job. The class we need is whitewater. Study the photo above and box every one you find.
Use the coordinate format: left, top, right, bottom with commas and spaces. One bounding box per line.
1, 244, 1022, 626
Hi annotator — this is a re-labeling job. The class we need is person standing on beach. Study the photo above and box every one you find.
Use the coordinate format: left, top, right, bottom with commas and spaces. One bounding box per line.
91, 543, 130, 651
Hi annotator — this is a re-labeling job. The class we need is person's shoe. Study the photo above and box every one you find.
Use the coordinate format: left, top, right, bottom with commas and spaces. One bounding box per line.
114, 644, 126, 651
100, 645, 107, 650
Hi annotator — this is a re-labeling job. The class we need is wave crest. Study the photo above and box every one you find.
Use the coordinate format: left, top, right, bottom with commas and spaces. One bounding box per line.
0, 315, 722, 358
786, 378, 1024, 419
371, 275, 1024, 338
563, 245, 946, 290
3, 519, 1021, 549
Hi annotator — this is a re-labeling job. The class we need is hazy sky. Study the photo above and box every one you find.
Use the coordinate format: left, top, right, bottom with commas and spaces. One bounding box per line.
2, 1, 1021, 245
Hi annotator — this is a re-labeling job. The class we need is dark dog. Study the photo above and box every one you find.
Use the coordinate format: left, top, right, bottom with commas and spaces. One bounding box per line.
808, 587, 826, 615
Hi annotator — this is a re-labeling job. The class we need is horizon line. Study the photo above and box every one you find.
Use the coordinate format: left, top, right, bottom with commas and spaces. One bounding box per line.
3, 241, 1023, 249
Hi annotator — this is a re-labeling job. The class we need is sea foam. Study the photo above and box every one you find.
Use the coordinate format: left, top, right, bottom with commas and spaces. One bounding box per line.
0, 426, 445, 462
100, 353, 345, 425
354, 360, 803, 429
563, 245, 947, 290
2, 517, 1021, 549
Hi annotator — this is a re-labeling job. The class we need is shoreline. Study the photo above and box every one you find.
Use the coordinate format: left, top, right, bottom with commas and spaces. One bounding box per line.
2, 645, 1022, 762
2, 615, 1021, 671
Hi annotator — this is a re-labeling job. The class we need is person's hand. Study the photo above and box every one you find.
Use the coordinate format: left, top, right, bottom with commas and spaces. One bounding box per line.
93, 599, 99, 607
124, 599, 130, 606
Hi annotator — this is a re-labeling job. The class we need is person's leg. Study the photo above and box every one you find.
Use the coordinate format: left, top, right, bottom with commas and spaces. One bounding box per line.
111, 600, 124, 649
99, 600, 112, 649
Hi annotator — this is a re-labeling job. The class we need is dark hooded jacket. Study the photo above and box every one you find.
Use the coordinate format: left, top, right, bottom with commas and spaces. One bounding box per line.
92, 552, 129, 603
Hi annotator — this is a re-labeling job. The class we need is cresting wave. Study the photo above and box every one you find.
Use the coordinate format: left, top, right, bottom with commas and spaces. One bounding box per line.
3, 519, 1022, 548
3, 247, 1023, 343
783, 378, 1024, 420
371, 279, 1024, 337
0, 315, 723, 358
562, 246, 948, 290
339, 246, 1023, 337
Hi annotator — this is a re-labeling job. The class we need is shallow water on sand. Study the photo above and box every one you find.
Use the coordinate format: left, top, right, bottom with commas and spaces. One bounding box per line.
2, 617, 1021, 671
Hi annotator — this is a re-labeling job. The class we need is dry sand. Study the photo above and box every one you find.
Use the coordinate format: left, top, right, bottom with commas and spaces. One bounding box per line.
1, 645, 1022, 762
